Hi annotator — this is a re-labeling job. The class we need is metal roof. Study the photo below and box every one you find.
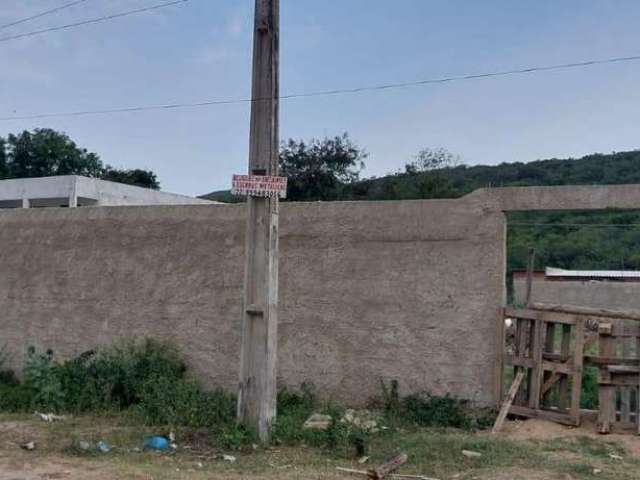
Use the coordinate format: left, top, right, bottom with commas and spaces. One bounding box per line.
546, 267, 640, 278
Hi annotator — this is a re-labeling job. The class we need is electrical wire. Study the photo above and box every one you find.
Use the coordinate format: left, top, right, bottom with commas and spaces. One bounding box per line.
2, 52, 640, 121
0, 0, 188, 43
0, 0, 90, 31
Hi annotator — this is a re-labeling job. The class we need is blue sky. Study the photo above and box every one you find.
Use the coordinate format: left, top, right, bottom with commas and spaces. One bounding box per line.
1, 0, 640, 196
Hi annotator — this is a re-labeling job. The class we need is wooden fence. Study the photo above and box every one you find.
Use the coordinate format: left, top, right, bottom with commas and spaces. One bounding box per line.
500, 303, 640, 434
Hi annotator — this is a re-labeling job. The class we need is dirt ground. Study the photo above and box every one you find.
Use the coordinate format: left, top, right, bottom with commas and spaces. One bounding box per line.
1, 414, 640, 480
501, 413, 640, 457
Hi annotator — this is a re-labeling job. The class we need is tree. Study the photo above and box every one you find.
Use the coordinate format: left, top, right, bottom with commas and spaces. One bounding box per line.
102, 167, 160, 190
6, 129, 103, 178
279, 133, 366, 201
0, 129, 160, 189
0, 137, 7, 179
404, 147, 460, 174
401, 147, 461, 199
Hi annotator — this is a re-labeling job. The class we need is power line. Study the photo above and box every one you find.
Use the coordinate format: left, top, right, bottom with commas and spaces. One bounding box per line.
3, 52, 640, 121
0, 0, 188, 44
0, 0, 90, 31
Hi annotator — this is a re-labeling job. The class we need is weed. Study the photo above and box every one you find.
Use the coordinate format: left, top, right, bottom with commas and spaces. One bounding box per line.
0, 383, 31, 412
214, 423, 257, 450
0, 344, 16, 386
0, 339, 188, 414
23, 347, 65, 411
136, 375, 235, 428
277, 382, 316, 412
379, 379, 401, 414
79, 338, 186, 410
402, 392, 473, 430
581, 366, 599, 409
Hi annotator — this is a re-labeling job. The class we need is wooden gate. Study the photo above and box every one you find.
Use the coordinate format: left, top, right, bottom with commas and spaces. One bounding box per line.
503, 306, 585, 426
500, 303, 640, 434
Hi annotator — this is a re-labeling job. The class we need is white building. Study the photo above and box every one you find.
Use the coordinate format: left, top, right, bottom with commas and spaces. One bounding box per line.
0, 176, 215, 208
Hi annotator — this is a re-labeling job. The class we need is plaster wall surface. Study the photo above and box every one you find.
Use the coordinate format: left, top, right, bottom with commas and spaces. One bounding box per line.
3, 184, 640, 405
0, 196, 505, 405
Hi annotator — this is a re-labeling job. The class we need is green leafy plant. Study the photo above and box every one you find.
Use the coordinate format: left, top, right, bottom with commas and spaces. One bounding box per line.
57, 338, 187, 412
402, 392, 472, 430
23, 347, 64, 411
136, 375, 235, 428
0, 344, 18, 387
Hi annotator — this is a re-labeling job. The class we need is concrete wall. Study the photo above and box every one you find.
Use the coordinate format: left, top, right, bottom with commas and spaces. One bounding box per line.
3, 183, 640, 405
75, 176, 214, 206
0, 196, 505, 405
0, 176, 213, 208
514, 278, 640, 311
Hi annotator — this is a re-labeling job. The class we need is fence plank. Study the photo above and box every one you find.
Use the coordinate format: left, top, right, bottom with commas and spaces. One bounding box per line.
493, 369, 525, 434
571, 317, 585, 425
559, 324, 572, 410
542, 322, 557, 407
530, 318, 544, 410
621, 336, 632, 424
598, 324, 616, 434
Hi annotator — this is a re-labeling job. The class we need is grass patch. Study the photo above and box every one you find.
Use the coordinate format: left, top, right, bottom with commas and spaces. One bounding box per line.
543, 435, 626, 458
0, 342, 501, 455
3, 409, 640, 480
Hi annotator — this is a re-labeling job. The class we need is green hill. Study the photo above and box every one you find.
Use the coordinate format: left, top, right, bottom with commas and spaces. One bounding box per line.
340, 150, 640, 201
201, 150, 640, 276
202, 150, 640, 202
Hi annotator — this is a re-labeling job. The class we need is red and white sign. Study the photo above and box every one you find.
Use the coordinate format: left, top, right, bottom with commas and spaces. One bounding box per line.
231, 174, 287, 199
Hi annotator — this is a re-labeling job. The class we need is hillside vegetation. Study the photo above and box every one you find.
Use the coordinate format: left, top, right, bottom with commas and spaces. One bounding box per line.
340, 150, 640, 201
364, 150, 640, 275
206, 149, 640, 274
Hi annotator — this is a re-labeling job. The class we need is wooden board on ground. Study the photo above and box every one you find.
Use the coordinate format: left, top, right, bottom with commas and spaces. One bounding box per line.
493, 369, 525, 434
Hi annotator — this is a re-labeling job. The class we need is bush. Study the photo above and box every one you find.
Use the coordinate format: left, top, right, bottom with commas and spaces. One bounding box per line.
273, 385, 369, 456
373, 380, 495, 431
60, 338, 187, 412
273, 383, 321, 445
402, 392, 473, 430
0, 384, 31, 412
0, 339, 188, 414
23, 347, 65, 412
0, 345, 17, 386
137, 375, 235, 428
215, 423, 257, 450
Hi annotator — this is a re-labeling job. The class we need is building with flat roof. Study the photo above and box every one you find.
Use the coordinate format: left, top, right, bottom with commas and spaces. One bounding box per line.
0, 176, 215, 208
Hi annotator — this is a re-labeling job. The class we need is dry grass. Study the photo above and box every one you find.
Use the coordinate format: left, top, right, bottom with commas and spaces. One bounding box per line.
1, 414, 640, 480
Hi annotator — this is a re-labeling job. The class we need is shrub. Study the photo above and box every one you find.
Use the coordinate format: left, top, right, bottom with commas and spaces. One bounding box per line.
215, 423, 257, 450
402, 392, 473, 430
273, 383, 321, 445
0, 384, 31, 411
59, 338, 187, 412
0, 344, 17, 386
23, 347, 65, 412
0, 339, 189, 414
136, 375, 235, 428
86, 338, 186, 409
0, 370, 19, 387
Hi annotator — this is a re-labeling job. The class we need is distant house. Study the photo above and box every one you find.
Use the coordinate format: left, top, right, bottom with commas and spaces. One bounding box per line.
0, 175, 215, 208
513, 267, 640, 310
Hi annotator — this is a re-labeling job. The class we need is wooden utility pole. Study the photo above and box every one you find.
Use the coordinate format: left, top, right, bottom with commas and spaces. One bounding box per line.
237, 0, 280, 442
